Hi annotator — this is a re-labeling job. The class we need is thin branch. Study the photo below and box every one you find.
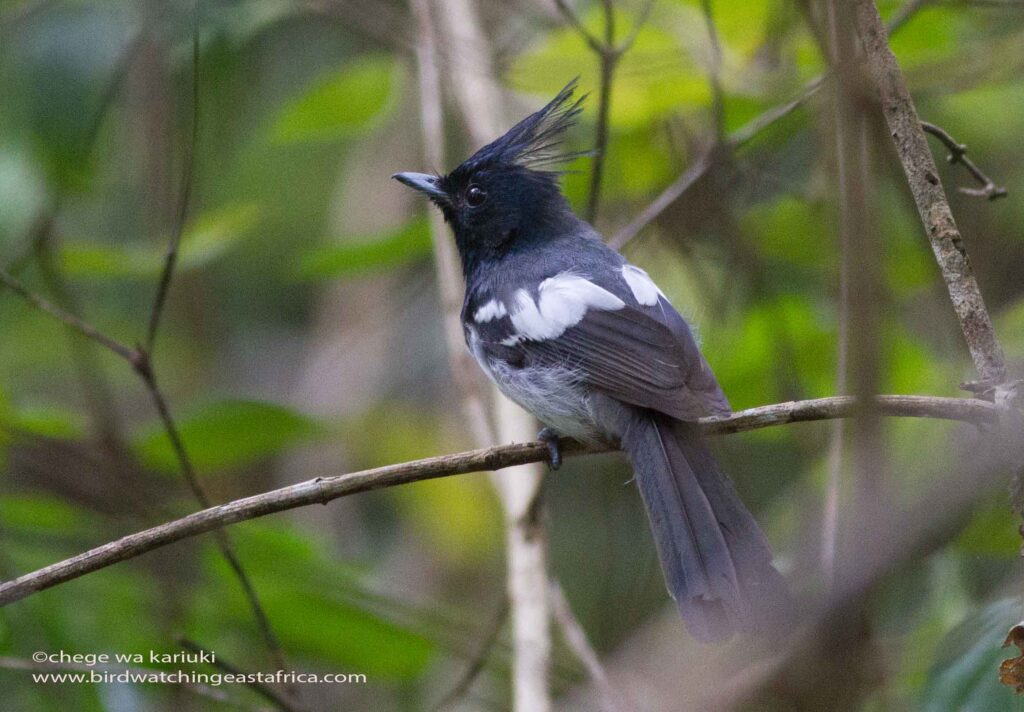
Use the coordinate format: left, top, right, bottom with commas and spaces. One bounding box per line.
618, 0, 655, 53
178, 637, 297, 712
700, 0, 726, 142
608, 151, 713, 249
550, 0, 656, 223
886, 0, 933, 34
586, 46, 618, 223
134, 359, 297, 704
415, 3, 552, 711
608, 0, 931, 250
921, 121, 1008, 200
430, 600, 509, 711
0, 72, 294, 705
146, 3, 200, 353
549, 580, 632, 712
551, 0, 604, 51
854, 0, 1008, 386
0, 266, 138, 363
0, 394, 997, 608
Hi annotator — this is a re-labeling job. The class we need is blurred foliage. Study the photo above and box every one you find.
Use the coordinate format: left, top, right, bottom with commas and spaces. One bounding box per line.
0, 0, 1023, 710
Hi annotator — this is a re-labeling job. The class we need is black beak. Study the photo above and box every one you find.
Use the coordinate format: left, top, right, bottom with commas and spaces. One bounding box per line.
392, 172, 446, 200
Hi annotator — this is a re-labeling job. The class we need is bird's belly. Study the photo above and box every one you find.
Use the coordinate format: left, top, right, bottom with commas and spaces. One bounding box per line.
465, 330, 602, 443
490, 361, 602, 444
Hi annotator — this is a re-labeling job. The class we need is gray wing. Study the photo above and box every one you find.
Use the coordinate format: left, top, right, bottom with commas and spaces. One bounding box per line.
473, 293, 730, 421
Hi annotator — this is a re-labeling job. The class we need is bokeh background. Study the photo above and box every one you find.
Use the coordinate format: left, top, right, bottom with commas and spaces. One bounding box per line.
2, 0, 1024, 709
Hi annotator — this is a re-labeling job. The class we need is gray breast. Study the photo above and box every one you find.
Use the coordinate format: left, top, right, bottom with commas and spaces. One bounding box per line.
465, 324, 602, 444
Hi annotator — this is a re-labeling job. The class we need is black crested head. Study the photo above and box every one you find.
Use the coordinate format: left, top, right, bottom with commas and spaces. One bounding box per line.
393, 79, 587, 277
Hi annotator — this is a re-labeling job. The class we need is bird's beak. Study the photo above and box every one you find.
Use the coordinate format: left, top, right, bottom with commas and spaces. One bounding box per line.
392, 172, 447, 200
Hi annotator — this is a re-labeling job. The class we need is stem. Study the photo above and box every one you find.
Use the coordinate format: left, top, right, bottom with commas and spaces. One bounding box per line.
0, 394, 998, 608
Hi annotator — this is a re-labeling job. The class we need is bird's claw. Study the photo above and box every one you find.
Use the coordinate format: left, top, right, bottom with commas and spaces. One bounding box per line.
537, 427, 562, 470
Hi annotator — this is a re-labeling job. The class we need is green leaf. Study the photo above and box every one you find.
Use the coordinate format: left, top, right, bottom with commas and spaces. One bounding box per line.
131, 400, 326, 474
295, 218, 432, 280
61, 203, 259, 280
272, 55, 400, 143
193, 524, 435, 680
923, 598, 1021, 712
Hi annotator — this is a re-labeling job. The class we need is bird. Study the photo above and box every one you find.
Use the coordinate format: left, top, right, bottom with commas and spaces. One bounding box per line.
393, 79, 788, 642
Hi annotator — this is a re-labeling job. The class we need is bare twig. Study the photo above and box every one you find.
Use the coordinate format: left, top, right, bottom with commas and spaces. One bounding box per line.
177, 637, 297, 712
0, 267, 138, 363
549, 580, 632, 712
414, 2, 551, 710
551, 0, 656, 223
855, 0, 1008, 386
0, 394, 998, 608
430, 600, 509, 711
146, 4, 199, 353
921, 121, 1008, 200
0, 40, 295, 701
551, 0, 604, 51
700, 0, 726, 142
608, 151, 713, 249
608, 0, 931, 250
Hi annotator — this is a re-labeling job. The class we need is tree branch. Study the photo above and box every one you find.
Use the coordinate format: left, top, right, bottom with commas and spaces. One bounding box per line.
854, 0, 1008, 386
551, 0, 656, 223
177, 636, 297, 712
0, 23, 294, 693
145, 5, 200, 354
0, 267, 138, 363
549, 579, 632, 712
921, 120, 1008, 201
0, 394, 996, 608
608, 0, 934, 250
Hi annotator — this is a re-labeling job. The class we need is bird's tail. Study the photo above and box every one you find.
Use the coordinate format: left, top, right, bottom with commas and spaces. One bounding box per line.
622, 413, 789, 642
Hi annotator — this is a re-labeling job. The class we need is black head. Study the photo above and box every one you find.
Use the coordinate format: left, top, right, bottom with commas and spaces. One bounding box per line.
393, 80, 586, 275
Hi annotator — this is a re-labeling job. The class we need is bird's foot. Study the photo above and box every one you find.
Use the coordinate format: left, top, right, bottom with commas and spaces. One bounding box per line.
537, 427, 562, 470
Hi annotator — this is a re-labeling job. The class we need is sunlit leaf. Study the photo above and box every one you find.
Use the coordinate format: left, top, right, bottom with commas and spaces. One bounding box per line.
272, 55, 400, 143
295, 218, 432, 280
131, 400, 327, 474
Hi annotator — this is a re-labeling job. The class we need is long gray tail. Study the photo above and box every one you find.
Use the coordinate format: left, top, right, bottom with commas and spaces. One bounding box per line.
622, 413, 789, 642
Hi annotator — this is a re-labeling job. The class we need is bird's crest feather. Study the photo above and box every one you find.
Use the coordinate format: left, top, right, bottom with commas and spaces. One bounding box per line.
459, 79, 587, 173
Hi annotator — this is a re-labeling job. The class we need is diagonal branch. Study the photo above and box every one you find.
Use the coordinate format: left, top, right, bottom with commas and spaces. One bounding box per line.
551, 0, 656, 223
854, 0, 1008, 386
146, 5, 200, 354
0, 267, 138, 363
177, 636, 298, 712
608, 0, 933, 250
0, 394, 997, 608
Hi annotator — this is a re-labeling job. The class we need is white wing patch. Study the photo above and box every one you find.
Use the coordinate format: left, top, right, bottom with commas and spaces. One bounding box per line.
474, 299, 508, 323
505, 273, 625, 344
621, 265, 665, 307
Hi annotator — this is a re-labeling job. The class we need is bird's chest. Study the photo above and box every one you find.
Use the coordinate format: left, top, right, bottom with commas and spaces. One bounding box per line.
463, 322, 601, 443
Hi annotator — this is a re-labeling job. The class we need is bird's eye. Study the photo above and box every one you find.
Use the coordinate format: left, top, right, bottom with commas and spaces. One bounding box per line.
466, 185, 487, 207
